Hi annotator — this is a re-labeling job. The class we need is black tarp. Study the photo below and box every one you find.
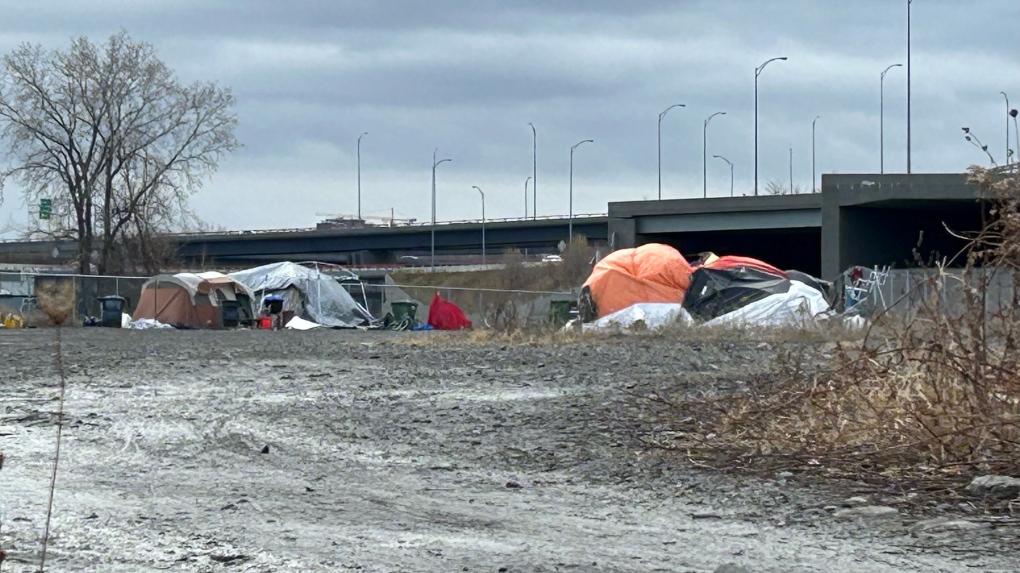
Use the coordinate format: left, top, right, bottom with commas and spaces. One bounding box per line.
683, 266, 791, 321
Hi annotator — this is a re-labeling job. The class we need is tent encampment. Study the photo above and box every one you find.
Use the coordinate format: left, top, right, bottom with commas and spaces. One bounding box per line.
579, 243, 693, 320
131, 271, 255, 329
227, 261, 373, 328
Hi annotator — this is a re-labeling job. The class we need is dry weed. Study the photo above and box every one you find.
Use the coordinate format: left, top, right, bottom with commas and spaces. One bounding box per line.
655, 166, 1020, 488
34, 277, 75, 326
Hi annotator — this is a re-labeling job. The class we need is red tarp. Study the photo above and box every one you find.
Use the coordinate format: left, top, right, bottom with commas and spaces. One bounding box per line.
699, 255, 789, 279
427, 293, 472, 330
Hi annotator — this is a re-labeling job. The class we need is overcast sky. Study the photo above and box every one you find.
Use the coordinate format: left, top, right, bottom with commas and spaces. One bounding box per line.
1, 0, 1017, 236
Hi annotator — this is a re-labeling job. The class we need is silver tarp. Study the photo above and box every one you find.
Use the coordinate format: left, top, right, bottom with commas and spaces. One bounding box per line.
228, 261, 373, 327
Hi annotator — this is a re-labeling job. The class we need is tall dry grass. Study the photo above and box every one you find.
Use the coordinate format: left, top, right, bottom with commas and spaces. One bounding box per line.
657, 166, 1020, 484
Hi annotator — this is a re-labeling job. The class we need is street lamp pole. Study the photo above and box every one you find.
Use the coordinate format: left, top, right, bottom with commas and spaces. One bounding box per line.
569, 139, 593, 240
473, 186, 485, 265
357, 132, 367, 220
755, 56, 788, 196
880, 64, 902, 173
658, 103, 684, 200
529, 123, 537, 219
789, 146, 794, 194
524, 176, 531, 218
812, 116, 820, 192
713, 155, 734, 197
431, 148, 451, 271
907, 0, 913, 174
703, 111, 725, 198
1001, 92, 1010, 164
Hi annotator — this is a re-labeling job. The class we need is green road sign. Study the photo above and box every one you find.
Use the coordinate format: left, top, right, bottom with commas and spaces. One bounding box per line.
39, 198, 52, 220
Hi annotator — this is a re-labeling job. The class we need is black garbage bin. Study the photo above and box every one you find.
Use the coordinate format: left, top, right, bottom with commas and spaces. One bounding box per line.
221, 300, 240, 328
98, 295, 127, 328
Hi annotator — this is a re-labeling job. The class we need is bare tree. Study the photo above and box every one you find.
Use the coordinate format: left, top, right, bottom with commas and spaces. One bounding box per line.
0, 30, 239, 274
764, 179, 807, 196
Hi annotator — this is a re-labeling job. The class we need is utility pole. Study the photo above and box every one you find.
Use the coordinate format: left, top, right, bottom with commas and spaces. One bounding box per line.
754, 56, 788, 196
431, 148, 451, 271
703, 111, 725, 198
907, 0, 913, 174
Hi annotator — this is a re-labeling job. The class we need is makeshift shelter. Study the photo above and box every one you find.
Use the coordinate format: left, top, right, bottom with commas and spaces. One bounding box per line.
579, 243, 693, 320
427, 293, 472, 330
131, 271, 255, 329
227, 261, 373, 328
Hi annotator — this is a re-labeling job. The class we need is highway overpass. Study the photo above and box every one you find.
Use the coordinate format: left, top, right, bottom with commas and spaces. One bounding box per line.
0, 215, 610, 267
0, 173, 990, 278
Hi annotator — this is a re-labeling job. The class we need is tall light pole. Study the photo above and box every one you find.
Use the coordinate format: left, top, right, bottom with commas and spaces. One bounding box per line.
714, 155, 734, 197
473, 185, 485, 265
528, 123, 537, 219
431, 148, 451, 271
755, 56, 788, 196
658, 103, 685, 200
524, 176, 531, 218
1001, 92, 1010, 164
907, 0, 913, 174
361, 131, 373, 218
812, 116, 820, 192
569, 139, 593, 240
703, 111, 725, 198
789, 146, 794, 194
880, 64, 902, 173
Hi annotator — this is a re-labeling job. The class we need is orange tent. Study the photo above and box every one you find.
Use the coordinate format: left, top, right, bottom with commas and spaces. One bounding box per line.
581, 243, 693, 318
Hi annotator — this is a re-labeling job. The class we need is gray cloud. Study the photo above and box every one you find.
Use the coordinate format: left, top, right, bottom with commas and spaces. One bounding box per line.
1, 0, 1018, 234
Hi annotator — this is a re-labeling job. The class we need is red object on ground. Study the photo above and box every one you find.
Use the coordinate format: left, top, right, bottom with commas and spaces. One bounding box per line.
427, 293, 472, 330
703, 255, 788, 279
257, 317, 273, 329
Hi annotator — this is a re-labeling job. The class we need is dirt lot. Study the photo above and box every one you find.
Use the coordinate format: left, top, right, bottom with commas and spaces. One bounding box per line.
1, 329, 1016, 572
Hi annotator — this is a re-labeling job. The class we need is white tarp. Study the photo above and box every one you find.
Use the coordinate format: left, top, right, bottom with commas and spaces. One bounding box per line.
228, 262, 372, 328
126, 318, 174, 330
581, 303, 694, 332
285, 316, 321, 330
703, 280, 830, 329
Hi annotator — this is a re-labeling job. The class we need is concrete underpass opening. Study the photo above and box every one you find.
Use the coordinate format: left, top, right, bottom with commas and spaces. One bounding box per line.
642, 227, 823, 277
834, 200, 986, 276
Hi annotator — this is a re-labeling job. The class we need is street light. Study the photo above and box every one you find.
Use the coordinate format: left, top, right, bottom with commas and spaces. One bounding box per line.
569, 139, 593, 240
473, 185, 485, 265
524, 176, 531, 218
755, 56, 788, 196
880, 64, 902, 173
703, 111, 725, 198
528, 122, 537, 219
357, 132, 368, 220
431, 148, 451, 271
812, 115, 820, 192
713, 155, 734, 197
1001, 92, 1010, 164
658, 103, 685, 200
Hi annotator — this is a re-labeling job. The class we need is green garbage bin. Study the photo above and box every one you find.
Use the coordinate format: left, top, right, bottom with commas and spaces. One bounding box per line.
548, 300, 573, 325
391, 301, 418, 322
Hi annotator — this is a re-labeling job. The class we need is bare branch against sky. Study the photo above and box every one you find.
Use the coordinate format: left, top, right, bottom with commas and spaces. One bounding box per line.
0, 0, 1017, 234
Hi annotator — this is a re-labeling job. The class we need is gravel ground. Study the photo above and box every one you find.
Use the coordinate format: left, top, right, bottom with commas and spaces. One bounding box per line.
1, 328, 1017, 573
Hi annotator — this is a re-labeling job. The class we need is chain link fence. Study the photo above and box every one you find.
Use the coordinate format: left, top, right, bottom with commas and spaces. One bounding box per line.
1, 271, 147, 326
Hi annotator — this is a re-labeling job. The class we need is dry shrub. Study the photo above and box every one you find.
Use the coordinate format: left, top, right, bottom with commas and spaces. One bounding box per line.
660, 165, 1020, 483
33, 277, 75, 326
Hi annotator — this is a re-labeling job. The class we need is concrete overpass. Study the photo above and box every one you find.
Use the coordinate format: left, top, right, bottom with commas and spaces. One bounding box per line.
609, 173, 986, 279
0, 174, 989, 278
0, 215, 610, 267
